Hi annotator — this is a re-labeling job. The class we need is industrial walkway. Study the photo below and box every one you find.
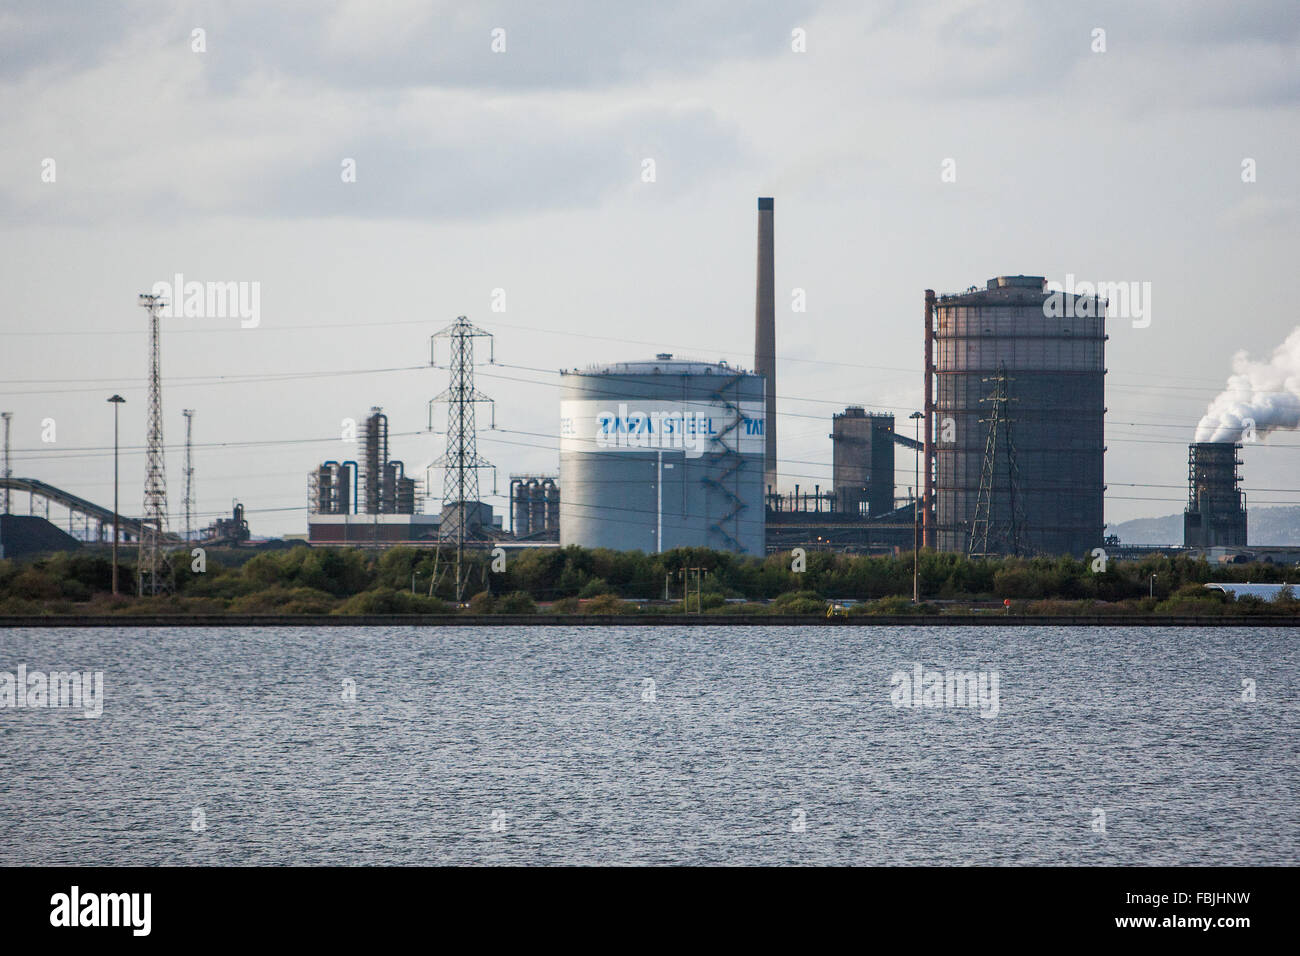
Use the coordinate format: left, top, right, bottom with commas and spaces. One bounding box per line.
0, 476, 172, 543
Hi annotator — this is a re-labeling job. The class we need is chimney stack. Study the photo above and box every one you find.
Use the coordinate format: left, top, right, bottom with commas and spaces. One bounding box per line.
755, 197, 776, 494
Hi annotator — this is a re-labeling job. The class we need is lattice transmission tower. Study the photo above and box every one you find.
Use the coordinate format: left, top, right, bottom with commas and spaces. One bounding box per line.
182, 408, 195, 542
968, 363, 1027, 558
137, 293, 173, 595
428, 316, 496, 602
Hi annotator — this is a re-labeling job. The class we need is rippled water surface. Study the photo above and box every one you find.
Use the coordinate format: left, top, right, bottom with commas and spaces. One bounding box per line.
1, 625, 1296, 865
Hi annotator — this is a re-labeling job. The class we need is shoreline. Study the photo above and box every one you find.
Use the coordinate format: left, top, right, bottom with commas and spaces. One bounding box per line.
2, 613, 1298, 628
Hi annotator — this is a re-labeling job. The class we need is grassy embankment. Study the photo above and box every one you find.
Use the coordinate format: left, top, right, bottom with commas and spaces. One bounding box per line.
1, 545, 1298, 618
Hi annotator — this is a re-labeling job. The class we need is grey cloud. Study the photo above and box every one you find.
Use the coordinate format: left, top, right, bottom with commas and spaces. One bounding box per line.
2, 0, 824, 91
255, 104, 744, 220
0, 0, 138, 80
870, 0, 1300, 103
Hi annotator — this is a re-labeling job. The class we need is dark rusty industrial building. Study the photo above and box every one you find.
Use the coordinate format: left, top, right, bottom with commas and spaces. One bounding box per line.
922, 276, 1108, 558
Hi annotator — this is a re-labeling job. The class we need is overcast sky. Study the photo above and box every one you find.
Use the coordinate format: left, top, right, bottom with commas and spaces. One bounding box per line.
1, 0, 1297, 538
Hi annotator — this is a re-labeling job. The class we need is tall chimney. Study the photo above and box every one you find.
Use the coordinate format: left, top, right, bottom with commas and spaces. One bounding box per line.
755, 197, 776, 495
922, 289, 935, 549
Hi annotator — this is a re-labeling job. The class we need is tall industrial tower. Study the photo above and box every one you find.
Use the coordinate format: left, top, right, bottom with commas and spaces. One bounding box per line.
929, 276, 1104, 557
182, 408, 195, 542
137, 293, 173, 595
1, 411, 11, 515
754, 197, 777, 496
429, 315, 496, 601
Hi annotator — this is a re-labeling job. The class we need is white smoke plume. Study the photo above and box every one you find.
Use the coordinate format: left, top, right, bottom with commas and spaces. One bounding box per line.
1195, 326, 1300, 443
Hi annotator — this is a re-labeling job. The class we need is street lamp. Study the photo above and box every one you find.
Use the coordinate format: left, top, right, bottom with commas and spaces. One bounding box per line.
107, 395, 125, 595
909, 411, 924, 604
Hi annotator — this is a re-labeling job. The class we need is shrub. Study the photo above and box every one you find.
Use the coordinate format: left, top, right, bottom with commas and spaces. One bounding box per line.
496, 591, 537, 614
770, 589, 823, 608
993, 567, 1043, 599
333, 589, 450, 615
1021, 599, 1101, 616
8, 569, 60, 601
229, 587, 337, 614
0, 595, 41, 615
849, 595, 936, 616
768, 591, 827, 616
578, 578, 614, 598
1154, 596, 1227, 616
679, 592, 727, 612
58, 579, 92, 602
581, 593, 635, 615
705, 601, 765, 615
116, 595, 191, 615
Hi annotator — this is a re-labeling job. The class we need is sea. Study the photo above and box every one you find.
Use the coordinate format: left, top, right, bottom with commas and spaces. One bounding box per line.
1, 624, 1296, 865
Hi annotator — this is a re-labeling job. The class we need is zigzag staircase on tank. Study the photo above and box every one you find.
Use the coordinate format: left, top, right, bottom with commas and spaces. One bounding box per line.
701, 371, 749, 552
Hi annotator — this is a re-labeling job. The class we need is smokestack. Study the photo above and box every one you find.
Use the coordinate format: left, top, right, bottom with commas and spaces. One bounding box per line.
1184, 441, 1247, 548
755, 197, 776, 494
922, 289, 935, 549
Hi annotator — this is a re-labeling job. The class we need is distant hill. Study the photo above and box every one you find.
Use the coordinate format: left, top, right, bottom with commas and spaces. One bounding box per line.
1110, 505, 1300, 546
1109, 513, 1183, 546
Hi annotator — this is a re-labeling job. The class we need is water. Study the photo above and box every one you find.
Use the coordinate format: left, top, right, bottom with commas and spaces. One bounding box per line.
1, 625, 1296, 865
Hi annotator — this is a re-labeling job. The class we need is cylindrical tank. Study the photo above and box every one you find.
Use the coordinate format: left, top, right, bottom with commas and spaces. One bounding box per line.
542, 478, 560, 531
396, 477, 416, 515
386, 461, 414, 515
382, 461, 401, 514
934, 276, 1106, 557
511, 479, 530, 535
527, 479, 545, 535
559, 356, 766, 553
337, 462, 355, 515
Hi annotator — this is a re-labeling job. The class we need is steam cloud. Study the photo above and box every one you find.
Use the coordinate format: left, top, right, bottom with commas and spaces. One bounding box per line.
1195, 326, 1300, 443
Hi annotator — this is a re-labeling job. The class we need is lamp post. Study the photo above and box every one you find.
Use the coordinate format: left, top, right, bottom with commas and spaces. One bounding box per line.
108, 395, 125, 595
909, 411, 924, 604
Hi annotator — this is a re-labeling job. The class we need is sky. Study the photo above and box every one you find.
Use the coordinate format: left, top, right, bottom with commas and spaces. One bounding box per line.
1, 0, 1297, 538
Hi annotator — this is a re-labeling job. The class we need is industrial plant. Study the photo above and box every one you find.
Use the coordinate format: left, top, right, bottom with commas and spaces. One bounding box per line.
306, 404, 505, 546
306, 406, 442, 545
2, 197, 1297, 568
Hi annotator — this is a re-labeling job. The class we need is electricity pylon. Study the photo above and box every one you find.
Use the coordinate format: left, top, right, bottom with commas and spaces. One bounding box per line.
137, 293, 173, 595
968, 363, 1027, 558
428, 315, 496, 602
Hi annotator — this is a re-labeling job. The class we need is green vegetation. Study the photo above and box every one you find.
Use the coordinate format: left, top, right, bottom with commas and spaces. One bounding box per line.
0, 545, 1297, 617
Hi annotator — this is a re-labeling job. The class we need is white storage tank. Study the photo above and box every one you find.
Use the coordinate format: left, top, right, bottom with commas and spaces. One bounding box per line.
559, 355, 765, 553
